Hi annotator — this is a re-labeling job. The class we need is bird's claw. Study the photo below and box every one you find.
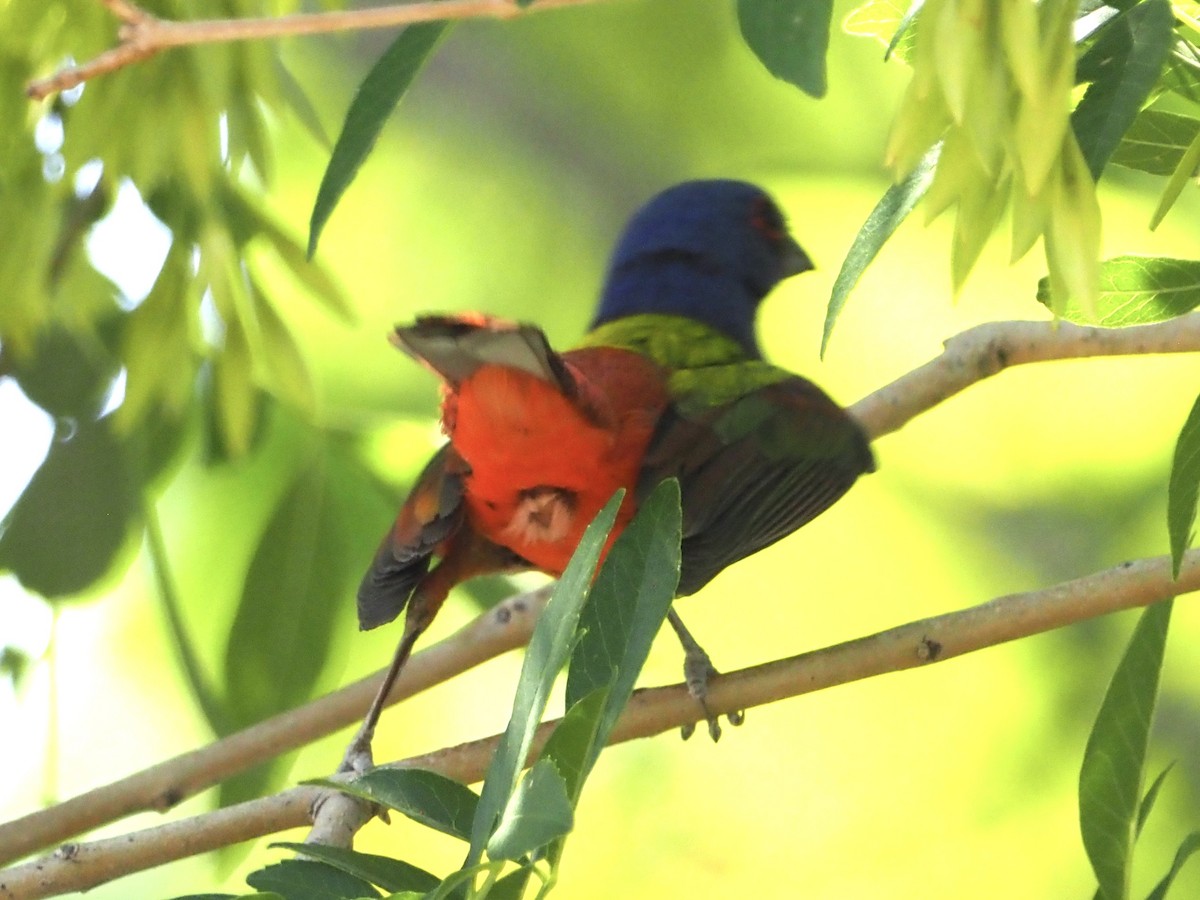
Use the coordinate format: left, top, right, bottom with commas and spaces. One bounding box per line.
340, 727, 377, 776
679, 646, 744, 742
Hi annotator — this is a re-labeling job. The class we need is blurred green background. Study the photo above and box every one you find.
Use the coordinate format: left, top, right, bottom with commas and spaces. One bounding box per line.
3, 0, 1200, 896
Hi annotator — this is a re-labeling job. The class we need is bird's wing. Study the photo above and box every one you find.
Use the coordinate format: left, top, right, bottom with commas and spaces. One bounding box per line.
356, 444, 467, 630
638, 374, 875, 596
392, 314, 575, 394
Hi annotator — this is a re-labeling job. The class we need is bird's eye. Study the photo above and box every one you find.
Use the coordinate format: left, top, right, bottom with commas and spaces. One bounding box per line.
749, 196, 786, 243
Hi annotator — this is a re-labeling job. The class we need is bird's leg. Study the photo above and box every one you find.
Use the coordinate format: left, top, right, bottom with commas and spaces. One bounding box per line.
666, 607, 744, 742
341, 594, 438, 775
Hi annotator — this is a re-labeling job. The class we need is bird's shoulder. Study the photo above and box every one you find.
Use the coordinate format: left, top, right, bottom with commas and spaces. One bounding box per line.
578, 314, 749, 372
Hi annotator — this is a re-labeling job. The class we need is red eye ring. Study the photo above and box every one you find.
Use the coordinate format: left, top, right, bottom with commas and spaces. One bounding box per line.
749, 195, 786, 243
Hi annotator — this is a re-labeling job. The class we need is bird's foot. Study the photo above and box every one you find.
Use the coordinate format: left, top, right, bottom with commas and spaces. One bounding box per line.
334, 725, 391, 824
667, 607, 743, 742
339, 725, 377, 776
678, 645, 745, 742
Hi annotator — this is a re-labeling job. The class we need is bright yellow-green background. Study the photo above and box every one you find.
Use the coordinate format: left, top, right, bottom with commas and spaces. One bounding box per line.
4, 1, 1200, 897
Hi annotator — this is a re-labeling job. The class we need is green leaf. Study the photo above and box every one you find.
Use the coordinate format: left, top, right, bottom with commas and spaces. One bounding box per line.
737, 0, 834, 98
308, 23, 449, 257
0, 418, 140, 599
1079, 601, 1172, 900
487, 759, 575, 861
1071, 0, 1175, 180
1146, 832, 1200, 900
1168, 394, 1200, 578
319, 769, 480, 841
249, 279, 316, 414
1150, 128, 1200, 229
465, 492, 623, 867
822, 143, 939, 356
269, 843, 438, 894
220, 439, 395, 805
1110, 109, 1200, 177
212, 309, 262, 460
0, 646, 33, 689
539, 688, 608, 804
246, 859, 380, 899
117, 242, 198, 430
216, 181, 353, 323
565, 479, 681, 774
10, 324, 120, 419
488, 866, 535, 900
1035, 256, 1200, 326
842, 0, 920, 62
1135, 762, 1175, 835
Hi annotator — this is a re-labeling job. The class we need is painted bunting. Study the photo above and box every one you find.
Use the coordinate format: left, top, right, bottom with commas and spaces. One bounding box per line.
354, 180, 874, 753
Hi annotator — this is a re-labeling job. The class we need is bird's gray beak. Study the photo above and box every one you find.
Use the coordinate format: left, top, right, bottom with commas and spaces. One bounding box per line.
780, 236, 814, 278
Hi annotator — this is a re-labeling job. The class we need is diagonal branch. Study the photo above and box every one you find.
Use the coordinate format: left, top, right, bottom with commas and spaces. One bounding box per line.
850, 314, 1200, 439
4, 548, 1199, 900
2, 315, 1200, 880
26, 0, 600, 100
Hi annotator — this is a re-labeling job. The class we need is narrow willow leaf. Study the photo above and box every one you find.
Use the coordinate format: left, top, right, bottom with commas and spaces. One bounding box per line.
308, 23, 448, 256
117, 243, 197, 429
1150, 129, 1200, 229
250, 279, 316, 414
1011, 166, 1052, 263
565, 479, 681, 774
1001, 0, 1040, 100
270, 842, 438, 893
1110, 109, 1200, 177
1145, 832, 1200, 900
465, 492, 622, 866
488, 866, 535, 900
823, 144, 938, 356
540, 688, 608, 804
841, 0, 919, 62
212, 310, 260, 460
1035, 256, 1200, 326
737, 0, 834, 98
1168, 394, 1200, 577
1071, 0, 1174, 180
1135, 763, 1175, 836
951, 166, 1009, 292
1043, 135, 1102, 316
318, 769, 479, 841
218, 181, 353, 322
487, 759, 575, 861
1079, 601, 1172, 900
220, 439, 394, 805
246, 859, 379, 899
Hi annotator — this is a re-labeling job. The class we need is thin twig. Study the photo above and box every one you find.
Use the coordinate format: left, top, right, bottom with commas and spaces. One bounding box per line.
26, 0, 600, 100
4, 549, 1198, 899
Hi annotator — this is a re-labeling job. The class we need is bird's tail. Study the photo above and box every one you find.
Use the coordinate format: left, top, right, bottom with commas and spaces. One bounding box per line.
392, 313, 573, 393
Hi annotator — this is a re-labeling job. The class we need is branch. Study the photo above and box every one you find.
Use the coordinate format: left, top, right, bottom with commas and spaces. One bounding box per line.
26, 0, 599, 100
5, 549, 1199, 899
3, 316, 1200, 870
0, 587, 552, 868
850, 315, 1200, 440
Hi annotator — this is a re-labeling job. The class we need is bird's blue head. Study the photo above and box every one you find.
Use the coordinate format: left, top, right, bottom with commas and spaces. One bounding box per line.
592, 180, 812, 358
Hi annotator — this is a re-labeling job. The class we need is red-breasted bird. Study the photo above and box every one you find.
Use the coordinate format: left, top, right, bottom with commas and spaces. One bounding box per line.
353, 180, 875, 753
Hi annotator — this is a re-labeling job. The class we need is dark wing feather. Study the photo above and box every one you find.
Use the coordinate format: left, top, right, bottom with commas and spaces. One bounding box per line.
357, 444, 467, 630
639, 377, 874, 596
